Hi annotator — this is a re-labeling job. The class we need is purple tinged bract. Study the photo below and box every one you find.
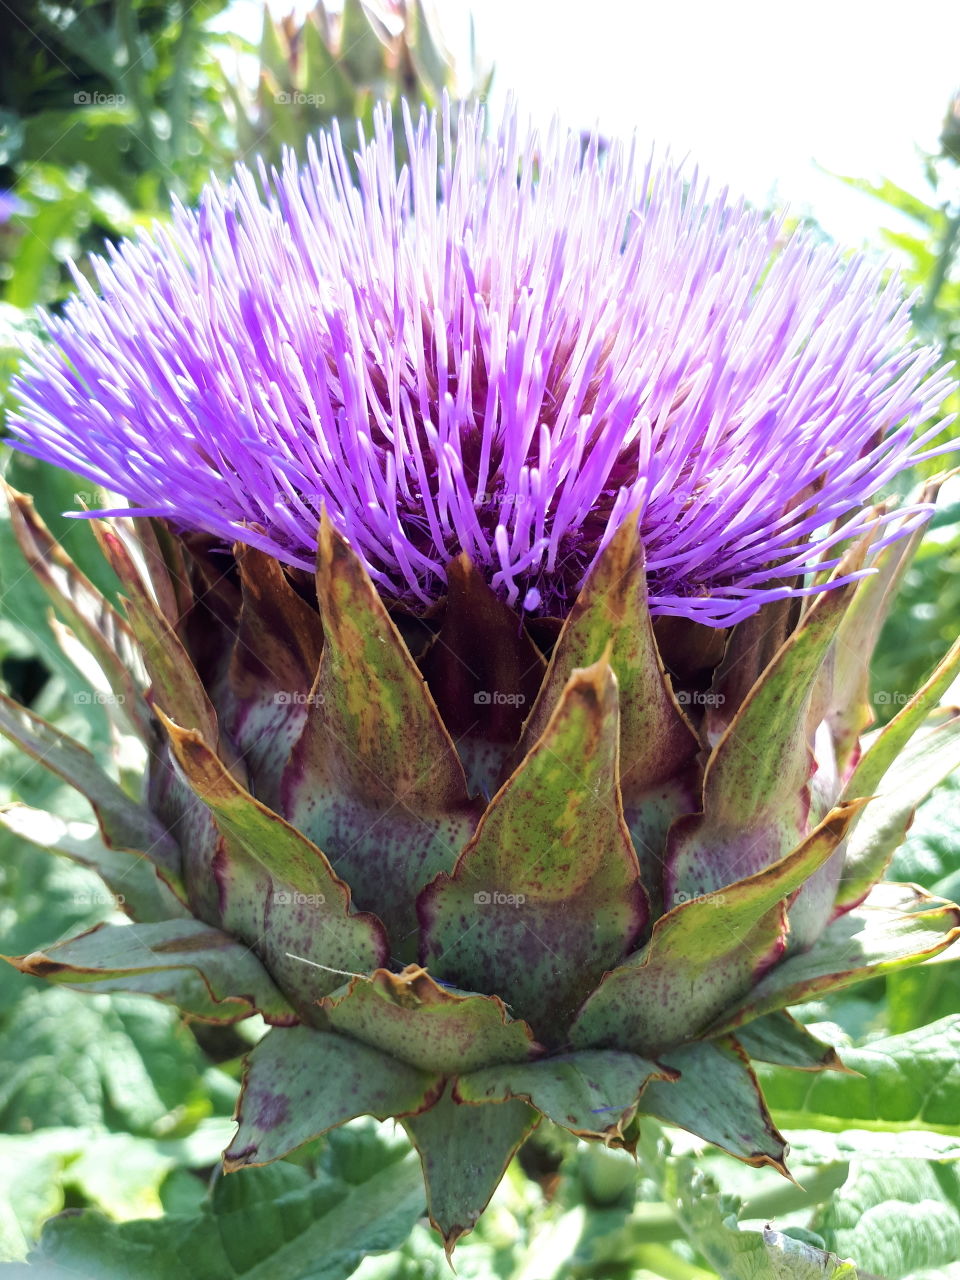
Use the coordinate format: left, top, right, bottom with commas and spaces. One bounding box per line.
10, 102, 954, 624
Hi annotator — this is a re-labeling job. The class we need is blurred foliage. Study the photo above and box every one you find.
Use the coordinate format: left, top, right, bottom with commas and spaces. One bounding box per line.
842, 90, 960, 719
222, 0, 490, 169
0, 7, 959, 1277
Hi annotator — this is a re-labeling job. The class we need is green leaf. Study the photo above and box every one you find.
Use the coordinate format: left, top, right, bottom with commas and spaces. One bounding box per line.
711, 883, 960, 1031
4, 487, 149, 736
755, 1015, 960, 1136
299, 15, 355, 120
844, 706, 960, 906
646, 1148, 861, 1280
570, 805, 858, 1054
782, 1128, 960, 1163
827, 495, 935, 774
843, 636, 960, 805
735, 1012, 848, 1072
0, 1122, 232, 1236
889, 769, 960, 889
338, 0, 388, 84
668, 567, 858, 897
0, 987, 225, 1134
6, 919, 294, 1024
839, 708, 960, 908
419, 660, 645, 1045
17, 1141, 426, 1280
115, 565, 219, 750
319, 965, 538, 1073
834, 173, 943, 229
284, 515, 475, 948
159, 716, 389, 1009
455, 1049, 672, 1140
886, 948, 960, 1035
0, 1134, 63, 1260
225, 1025, 441, 1169
512, 519, 698, 905
0, 803, 186, 924
811, 1160, 960, 1278
0, 692, 183, 890
638, 1040, 788, 1171
404, 1085, 537, 1253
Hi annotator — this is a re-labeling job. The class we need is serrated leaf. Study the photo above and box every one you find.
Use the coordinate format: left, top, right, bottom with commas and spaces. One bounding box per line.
225, 1025, 441, 1169
455, 1049, 673, 1140
0, 803, 186, 923
404, 1085, 537, 1254
637, 1039, 787, 1171
4, 486, 149, 736
318, 964, 538, 1073
0, 692, 183, 890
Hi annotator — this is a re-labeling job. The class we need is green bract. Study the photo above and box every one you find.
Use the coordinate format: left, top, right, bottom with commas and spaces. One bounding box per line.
2, 488, 959, 1251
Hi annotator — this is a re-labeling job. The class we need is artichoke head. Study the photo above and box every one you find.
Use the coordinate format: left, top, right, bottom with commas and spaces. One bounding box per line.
2, 485, 959, 1251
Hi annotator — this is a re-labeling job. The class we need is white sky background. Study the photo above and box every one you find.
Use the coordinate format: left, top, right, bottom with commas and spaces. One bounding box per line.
224, 0, 960, 253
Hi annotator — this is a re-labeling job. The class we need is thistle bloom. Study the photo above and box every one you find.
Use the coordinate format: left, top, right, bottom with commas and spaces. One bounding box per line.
11, 103, 952, 624
4, 103, 960, 1253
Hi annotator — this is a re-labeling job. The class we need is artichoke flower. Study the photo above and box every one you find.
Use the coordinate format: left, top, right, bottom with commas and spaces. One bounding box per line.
4, 102, 960, 1250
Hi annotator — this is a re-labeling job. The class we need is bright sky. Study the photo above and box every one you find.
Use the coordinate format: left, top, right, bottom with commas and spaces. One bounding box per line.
224, 0, 960, 252
453, 0, 960, 250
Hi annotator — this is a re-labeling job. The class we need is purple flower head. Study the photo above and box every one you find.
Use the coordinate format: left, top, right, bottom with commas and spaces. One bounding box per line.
11, 102, 954, 624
